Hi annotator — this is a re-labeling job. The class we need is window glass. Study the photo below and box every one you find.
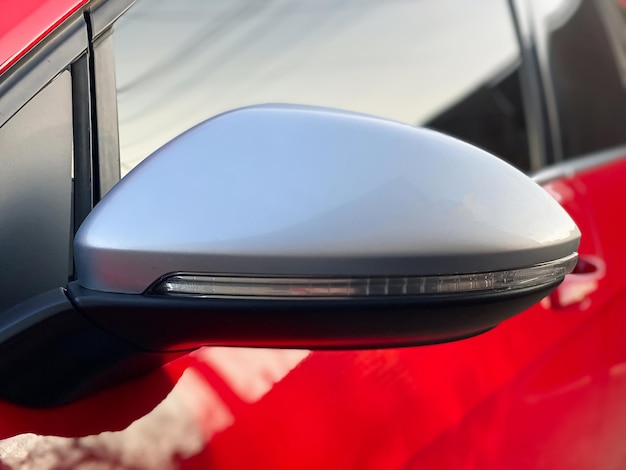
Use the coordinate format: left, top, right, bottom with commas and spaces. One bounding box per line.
113, 0, 527, 174
532, 0, 626, 160
0, 72, 73, 312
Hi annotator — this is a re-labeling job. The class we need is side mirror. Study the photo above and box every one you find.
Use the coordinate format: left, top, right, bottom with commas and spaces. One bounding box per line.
1, 105, 580, 406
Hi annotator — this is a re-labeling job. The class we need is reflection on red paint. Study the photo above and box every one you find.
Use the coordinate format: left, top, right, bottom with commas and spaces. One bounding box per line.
194, 348, 310, 404
0, 347, 311, 468
549, 255, 605, 309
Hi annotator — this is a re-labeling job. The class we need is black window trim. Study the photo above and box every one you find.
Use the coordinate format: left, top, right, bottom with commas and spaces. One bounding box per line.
86, 0, 135, 199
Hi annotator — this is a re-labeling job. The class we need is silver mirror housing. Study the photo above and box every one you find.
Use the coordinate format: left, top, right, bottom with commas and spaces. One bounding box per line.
75, 105, 578, 291
70, 105, 579, 350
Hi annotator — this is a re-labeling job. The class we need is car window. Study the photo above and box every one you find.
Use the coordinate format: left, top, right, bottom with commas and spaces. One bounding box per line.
531, 0, 626, 161
0, 72, 73, 312
112, 0, 529, 174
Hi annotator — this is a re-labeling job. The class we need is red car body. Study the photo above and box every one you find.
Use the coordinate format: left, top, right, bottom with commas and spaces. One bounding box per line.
1, 0, 626, 468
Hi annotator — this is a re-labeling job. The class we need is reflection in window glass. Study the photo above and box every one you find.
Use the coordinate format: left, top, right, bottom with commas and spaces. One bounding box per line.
535, 0, 626, 159
114, 0, 521, 175
0, 72, 73, 312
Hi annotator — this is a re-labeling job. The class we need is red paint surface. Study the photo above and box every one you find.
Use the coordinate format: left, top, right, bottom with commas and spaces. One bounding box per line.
0, 0, 87, 76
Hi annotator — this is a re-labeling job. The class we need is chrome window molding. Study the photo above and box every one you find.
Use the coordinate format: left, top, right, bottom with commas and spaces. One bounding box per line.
533, 143, 626, 184
91, 30, 121, 199
89, 0, 136, 41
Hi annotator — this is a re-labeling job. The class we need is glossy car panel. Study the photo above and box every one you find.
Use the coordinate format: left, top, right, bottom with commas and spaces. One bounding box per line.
0, 0, 86, 75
